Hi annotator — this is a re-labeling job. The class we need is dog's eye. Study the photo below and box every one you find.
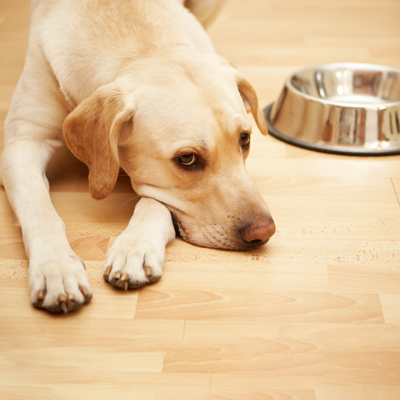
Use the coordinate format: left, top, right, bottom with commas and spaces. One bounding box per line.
240, 133, 251, 149
178, 153, 197, 167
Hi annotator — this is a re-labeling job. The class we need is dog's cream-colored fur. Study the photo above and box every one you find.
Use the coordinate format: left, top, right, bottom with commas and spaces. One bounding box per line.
1, 0, 275, 313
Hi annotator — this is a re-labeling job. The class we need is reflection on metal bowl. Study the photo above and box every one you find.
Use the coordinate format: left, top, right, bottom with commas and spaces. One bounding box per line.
264, 63, 400, 156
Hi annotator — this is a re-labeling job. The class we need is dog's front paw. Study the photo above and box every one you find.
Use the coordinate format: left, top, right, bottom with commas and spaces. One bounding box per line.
29, 252, 93, 313
103, 235, 164, 290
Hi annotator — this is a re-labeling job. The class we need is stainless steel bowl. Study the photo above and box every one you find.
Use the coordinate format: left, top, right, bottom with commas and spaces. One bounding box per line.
264, 63, 400, 155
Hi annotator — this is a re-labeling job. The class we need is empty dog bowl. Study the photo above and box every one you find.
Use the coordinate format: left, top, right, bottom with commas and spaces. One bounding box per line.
264, 63, 400, 155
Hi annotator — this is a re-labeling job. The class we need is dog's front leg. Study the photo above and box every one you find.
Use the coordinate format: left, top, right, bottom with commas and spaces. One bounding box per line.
1, 140, 93, 313
103, 197, 175, 290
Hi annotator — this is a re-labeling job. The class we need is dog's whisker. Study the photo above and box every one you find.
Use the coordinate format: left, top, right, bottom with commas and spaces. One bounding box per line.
123, 195, 141, 206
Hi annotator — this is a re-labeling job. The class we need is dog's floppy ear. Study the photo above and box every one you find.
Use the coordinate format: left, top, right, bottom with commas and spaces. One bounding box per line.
63, 84, 135, 200
222, 59, 268, 136
236, 76, 268, 136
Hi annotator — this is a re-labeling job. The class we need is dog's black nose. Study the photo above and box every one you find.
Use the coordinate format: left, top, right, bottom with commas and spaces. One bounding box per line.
240, 216, 276, 245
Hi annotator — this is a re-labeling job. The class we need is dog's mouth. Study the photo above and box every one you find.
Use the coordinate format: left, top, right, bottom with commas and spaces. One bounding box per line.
168, 210, 270, 251
170, 212, 182, 238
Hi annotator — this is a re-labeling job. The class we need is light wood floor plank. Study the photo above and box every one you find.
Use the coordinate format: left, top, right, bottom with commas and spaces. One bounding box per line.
315, 385, 400, 400
0, 318, 185, 348
136, 288, 384, 323
206, 391, 316, 400
379, 293, 400, 324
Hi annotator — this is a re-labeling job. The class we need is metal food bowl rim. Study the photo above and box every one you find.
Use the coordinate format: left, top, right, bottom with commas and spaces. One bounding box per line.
286, 62, 400, 109
263, 103, 400, 157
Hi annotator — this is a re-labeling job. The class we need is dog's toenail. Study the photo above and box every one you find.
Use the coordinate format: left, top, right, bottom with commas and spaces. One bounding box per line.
120, 273, 129, 282
104, 265, 112, 278
115, 271, 122, 279
37, 289, 44, 300
68, 294, 75, 301
145, 266, 153, 277
58, 294, 67, 302
79, 285, 89, 296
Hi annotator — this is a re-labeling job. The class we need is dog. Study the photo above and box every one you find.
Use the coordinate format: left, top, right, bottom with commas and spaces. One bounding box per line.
1, 0, 276, 313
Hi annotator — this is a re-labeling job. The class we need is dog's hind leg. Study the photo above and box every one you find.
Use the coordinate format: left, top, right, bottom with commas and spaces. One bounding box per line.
1, 53, 93, 313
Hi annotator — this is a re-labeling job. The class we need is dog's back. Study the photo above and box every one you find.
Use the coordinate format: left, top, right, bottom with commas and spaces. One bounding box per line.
33, 0, 215, 107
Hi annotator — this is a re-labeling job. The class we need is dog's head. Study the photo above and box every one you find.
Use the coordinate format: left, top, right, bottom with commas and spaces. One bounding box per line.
63, 54, 275, 250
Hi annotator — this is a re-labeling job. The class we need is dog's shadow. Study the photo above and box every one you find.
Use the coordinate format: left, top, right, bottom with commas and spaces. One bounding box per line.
46, 145, 133, 194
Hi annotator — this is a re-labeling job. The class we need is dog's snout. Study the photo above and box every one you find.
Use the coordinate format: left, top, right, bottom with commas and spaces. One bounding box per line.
240, 215, 276, 245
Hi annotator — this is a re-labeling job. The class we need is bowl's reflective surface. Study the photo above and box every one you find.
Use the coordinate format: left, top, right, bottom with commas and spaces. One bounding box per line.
265, 63, 400, 155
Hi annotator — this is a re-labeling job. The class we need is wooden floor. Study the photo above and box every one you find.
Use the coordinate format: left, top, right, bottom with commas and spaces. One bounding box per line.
1, 0, 400, 399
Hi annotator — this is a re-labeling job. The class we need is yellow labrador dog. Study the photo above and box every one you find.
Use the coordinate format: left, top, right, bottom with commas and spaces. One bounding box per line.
1, 0, 276, 313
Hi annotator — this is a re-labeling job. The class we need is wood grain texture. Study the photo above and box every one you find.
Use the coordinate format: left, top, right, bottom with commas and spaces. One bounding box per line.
1, 0, 400, 399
